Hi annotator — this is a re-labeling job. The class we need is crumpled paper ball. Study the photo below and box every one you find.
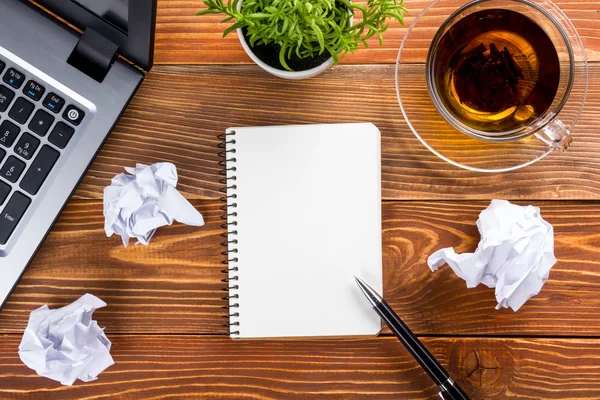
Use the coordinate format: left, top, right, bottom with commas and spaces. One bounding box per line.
428, 199, 556, 311
18, 294, 114, 386
104, 162, 205, 246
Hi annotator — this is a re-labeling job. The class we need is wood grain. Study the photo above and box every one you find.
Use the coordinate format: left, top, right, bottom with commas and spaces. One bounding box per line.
1, 335, 600, 399
74, 64, 600, 201
155, 0, 600, 64
0, 200, 227, 335
1, 200, 599, 336
2, 3, 599, 399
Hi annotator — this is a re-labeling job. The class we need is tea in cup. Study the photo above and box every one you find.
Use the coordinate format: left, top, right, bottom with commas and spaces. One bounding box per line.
426, 0, 584, 150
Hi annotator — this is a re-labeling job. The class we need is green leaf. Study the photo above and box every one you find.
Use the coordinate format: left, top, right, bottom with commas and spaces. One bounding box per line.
223, 20, 246, 37
279, 44, 292, 71
327, 46, 339, 64
247, 12, 273, 19
197, 9, 224, 15
310, 21, 325, 53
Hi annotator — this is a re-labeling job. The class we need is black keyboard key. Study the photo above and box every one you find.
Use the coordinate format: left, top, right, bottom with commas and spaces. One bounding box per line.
20, 145, 59, 195
0, 85, 15, 112
0, 148, 5, 163
28, 109, 54, 136
0, 120, 20, 148
14, 133, 40, 160
0, 192, 31, 245
48, 121, 75, 149
9, 97, 34, 124
42, 92, 65, 113
63, 105, 84, 125
23, 80, 45, 101
3, 68, 25, 89
0, 156, 26, 183
0, 61, 5, 74
0, 180, 9, 205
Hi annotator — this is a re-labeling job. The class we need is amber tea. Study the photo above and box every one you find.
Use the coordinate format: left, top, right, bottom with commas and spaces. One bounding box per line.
429, 9, 561, 134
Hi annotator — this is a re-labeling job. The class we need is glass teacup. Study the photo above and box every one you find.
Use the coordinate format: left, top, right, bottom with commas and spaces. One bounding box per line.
396, 0, 588, 172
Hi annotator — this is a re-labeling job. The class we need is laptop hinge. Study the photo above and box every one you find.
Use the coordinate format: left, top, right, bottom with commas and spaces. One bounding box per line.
67, 27, 119, 83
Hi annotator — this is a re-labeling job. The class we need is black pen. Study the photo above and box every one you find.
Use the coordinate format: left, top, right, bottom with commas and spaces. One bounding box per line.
355, 276, 470, 400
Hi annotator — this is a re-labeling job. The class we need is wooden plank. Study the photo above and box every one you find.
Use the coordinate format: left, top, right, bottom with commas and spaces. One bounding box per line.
380, 201, 600, 336
155, 0, 600, 64
74, 64, 600, 201
1, 200, 599, 336
0, 200, 227, 336
1, 335, 600, 399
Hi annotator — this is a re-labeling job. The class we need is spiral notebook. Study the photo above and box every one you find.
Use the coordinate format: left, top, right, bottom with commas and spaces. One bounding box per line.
220, 123, 383, 339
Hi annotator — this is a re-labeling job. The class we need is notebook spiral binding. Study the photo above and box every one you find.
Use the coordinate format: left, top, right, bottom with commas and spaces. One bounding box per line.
218, 130, 240, 336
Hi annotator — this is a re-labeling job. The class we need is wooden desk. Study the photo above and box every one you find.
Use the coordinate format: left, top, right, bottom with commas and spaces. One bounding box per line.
1, 0, 600, 398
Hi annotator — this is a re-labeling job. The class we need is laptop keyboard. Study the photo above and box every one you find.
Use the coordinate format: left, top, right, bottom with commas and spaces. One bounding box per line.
0, 58, 85, 246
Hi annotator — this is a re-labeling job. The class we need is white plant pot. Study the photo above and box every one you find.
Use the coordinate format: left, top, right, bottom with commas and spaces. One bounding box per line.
235, 0, 351, 80
237, 29, 334, 80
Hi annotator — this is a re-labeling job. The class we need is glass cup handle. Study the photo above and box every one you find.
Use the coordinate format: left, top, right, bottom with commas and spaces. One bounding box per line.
534, 118, 573, 151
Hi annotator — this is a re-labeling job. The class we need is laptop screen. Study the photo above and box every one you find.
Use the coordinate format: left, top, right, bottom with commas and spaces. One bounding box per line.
72, 0, 129, 34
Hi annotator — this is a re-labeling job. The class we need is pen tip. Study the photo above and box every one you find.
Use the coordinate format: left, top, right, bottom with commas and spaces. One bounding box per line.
354, 275, 382, 306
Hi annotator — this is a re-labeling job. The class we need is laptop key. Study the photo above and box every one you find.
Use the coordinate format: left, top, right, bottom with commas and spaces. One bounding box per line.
3, 68, 25, 89
28, 109, 54, 136
9, 97, 34, 124
0, 191, 31, 245
23, 80, 45, 101
14, 133, 40, 160
0, 85, 15, 112
63, 105, 84, 126
20, 145, 60, 195
48, 122, 74, 149
0, 148, 5, 163
0, 61, 5, 74
0, 156, 26, 183
42, 92, 65, 113
0, 120, 20, 148
0, 180, 9, 205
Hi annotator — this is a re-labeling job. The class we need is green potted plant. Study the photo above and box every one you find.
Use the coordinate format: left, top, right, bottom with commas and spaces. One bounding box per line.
198, 0, 406, 79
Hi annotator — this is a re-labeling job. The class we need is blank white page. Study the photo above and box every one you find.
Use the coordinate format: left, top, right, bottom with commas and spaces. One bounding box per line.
225, 123, 382, 339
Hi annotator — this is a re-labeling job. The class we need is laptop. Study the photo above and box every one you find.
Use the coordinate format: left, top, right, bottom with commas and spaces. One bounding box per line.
0, 0, 157, 308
